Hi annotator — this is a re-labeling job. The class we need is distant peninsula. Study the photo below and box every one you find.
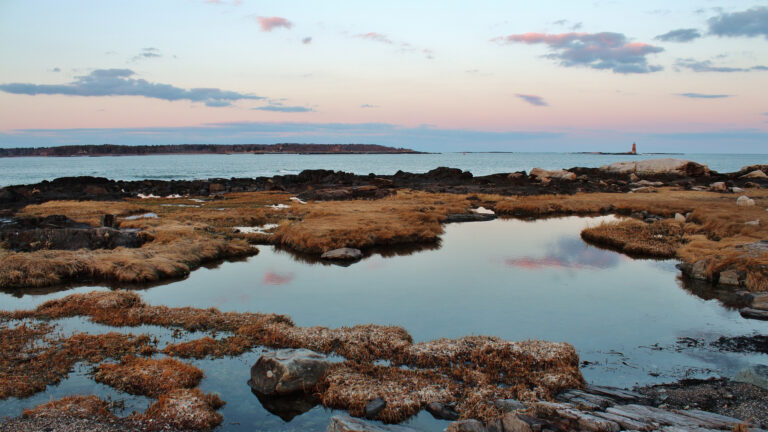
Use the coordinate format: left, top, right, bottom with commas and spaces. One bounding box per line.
0, 143, 423, 157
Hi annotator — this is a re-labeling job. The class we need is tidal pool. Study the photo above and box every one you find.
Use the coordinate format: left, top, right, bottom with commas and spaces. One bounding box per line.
1, 216, 766, 431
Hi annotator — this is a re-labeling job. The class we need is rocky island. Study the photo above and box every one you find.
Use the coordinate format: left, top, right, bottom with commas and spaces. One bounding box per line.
0, 143, 423, 158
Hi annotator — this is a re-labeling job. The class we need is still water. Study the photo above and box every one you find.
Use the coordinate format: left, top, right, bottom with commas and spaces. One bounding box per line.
1, 216, 765, 430
1, 152, 766, 187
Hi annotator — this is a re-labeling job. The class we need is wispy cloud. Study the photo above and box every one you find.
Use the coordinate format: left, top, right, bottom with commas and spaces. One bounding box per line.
253, 103, 313, 112
354, 32, 393, 44
708, 7, 768, 39
552, 19, 582, 31
353, 32, 434, 59
516, 94, 548, 107
675, 58, 768, 73
678, 92, 731, 99
256, 16, 293, 32
302, 37, 312, 44
492, 32, 663, 74
51, 67, 61, 73
360, 104, 379, 109
654, 28, 701, 42
131, 47, 162, 62
0, 69, 263, 107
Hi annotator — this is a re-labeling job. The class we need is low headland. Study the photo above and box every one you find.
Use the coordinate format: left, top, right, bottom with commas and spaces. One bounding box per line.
0, 143, 423, 157
1, 158, 767, 431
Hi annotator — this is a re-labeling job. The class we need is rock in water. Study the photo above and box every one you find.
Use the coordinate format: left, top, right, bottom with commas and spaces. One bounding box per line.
321, 248, 363, 260
426, 401, 459, 420
600, 159, 709, 177
326, 414, 421, 432
734, 365, 768, 391
248, 349, 331, 396
364, 398, 386, 419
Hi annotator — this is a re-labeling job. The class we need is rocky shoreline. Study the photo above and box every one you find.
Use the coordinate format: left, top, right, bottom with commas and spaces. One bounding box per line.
1, 158, 767, 431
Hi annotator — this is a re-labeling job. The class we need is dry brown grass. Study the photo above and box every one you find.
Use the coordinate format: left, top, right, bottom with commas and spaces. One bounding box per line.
93, 356, 203, 397
22, 395, 115, 420
5, 290, 584, 423
0, 320, 155, 399
140, 388, 225, 431
581, 219, 685, 258
272, 190, 471, 253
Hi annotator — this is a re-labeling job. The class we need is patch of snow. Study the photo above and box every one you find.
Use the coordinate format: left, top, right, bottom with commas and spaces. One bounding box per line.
124, 212, 158, 220
234, 224, 279, 234
290, 197, 307, 204
471, 206, 495, 215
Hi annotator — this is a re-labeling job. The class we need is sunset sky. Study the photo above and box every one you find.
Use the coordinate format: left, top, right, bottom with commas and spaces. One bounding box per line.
1, 0, 767, 152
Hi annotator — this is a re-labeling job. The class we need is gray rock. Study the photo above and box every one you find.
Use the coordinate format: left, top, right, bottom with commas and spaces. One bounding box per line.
365, 398, 386, 419
326, 414, 421, 432
751, 292, 768, 310
718, 270, 742, 286
709, 181, 726, 192
674, 213, 686, 223
740, 169, 768, 179
600, 159, 709, 177
734, 365, 768, 391
493, 398, 526, 412
501, 413, 533, 432
740, 308, 768, 320
321, 247, 363, 260
730, 187, 745, 193
425, 401, 459, 420
736, 195, 755, 207
445, 213, 496, 223
446, 419, 486, 432
691, 260, 709, 280
249, 348, 331, 396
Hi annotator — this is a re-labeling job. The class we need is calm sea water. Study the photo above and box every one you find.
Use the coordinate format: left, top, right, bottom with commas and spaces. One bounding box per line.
1, 217, 765, 430
0, 153, 766, 187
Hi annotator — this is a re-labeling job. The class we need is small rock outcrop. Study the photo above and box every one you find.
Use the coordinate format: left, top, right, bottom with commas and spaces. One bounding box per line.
321, 248, 364, 260
600, 159, 710, 177
248, 349, 331, 396
326, 414, 421, 432
529, 168, 576, 181
740, 170, 768, 179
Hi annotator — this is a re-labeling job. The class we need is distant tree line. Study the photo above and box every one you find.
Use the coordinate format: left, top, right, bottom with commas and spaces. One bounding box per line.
0, 143, 420, 157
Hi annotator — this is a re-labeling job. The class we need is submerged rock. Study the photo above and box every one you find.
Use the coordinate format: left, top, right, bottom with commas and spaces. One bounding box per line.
734, 365, 768, 391
252, 390, 319, 422
321, 247, 364, 260
248, 348, 331, 396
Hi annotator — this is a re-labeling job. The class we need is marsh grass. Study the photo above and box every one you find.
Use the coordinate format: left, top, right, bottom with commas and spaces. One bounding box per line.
93, 356, 203, 397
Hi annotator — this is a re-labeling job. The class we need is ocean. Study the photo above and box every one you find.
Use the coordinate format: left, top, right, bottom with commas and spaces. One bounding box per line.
0, 152, 765, 187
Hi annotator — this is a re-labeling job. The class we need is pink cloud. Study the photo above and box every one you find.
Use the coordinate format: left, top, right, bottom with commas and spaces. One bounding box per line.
257, 16, 293, 32
262, 271, 295, 285
492, 31, 663, 74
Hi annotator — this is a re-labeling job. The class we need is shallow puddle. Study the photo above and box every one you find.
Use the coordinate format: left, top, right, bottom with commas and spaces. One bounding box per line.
1, 216, 766, 430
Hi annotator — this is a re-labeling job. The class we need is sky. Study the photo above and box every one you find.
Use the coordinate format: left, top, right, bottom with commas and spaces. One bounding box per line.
0, 0, 767, 152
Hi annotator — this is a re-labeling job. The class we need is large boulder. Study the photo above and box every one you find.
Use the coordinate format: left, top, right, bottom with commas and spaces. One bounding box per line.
529, 168, 576, 181
600, 159, 709, 177
740, 170, 768, 179
248, 349, 331, 396
326, 414, 421, 432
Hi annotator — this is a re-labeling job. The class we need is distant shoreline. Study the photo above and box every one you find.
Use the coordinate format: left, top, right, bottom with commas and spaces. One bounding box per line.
0, 143, 424, 158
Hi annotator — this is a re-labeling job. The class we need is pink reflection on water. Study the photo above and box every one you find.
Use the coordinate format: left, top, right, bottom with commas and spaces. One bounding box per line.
263, 271, 295, 285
